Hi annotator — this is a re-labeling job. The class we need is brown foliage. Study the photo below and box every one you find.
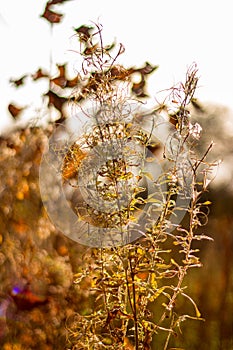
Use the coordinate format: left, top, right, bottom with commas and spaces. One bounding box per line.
0, 128, 93, 349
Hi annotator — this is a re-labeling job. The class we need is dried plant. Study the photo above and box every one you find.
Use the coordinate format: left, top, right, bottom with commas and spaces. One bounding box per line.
41, 25, 217, 350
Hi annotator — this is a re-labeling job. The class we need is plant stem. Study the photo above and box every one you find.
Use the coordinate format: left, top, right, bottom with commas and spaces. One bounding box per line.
129, 256, 139, 350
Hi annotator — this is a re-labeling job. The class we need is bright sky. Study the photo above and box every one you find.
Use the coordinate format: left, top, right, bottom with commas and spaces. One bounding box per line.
0, 0, 233, 133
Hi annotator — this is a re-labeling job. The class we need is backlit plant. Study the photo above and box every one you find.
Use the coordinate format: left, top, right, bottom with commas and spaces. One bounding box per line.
39, 25, 216, 350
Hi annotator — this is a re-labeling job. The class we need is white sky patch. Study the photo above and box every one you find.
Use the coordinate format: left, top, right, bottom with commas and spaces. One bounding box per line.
0, 0, 233, 133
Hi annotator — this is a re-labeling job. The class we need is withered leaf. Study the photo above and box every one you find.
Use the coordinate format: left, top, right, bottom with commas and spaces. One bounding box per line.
41, 0, 71, 24
169, 113, 179, 127
51, 76, 67, 88
8, 103, 25, 119
83, 43, 99, 56
109, 66, 135, 81
50, 64, 67, 88
56, 63, 66, 77
104, 41, 116, 52
48, 0, 71, 4
41, 6, 63, 24
45, 90, 68, 110
32, 68, 49, 81
132, 79, 147, 97
74, 25, 94, 41
66, 75, 80, 88
44, 90, 69, 123
10, 75, 27, 87
136, 62, 158, 76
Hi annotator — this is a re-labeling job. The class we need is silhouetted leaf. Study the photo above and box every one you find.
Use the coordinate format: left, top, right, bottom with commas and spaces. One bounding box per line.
41, 7, 63, 23
132, 79, 147, 97
136, 62, 158, 75
104, 41, 116, 52
48, 0, 71, 4
109, 66, 135, 80
8, 103, 25, 119
45, 90, 68, 110
31, 68, 49, 80
51, 76, 67, 88
10, 75, 27, 87
50, 63, 67, 87
41, 4, 63, 24
44, 90, 69, 123
41, 0, 72, 24
74, 25, 94, 41
169, 112, 179, 127
83, 43, 99, 56
56, 63, 66, 77
66, 75, 80, 88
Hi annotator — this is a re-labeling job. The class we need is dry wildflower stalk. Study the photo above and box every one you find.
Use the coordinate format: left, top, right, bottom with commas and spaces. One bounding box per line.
64, 24, 216, 350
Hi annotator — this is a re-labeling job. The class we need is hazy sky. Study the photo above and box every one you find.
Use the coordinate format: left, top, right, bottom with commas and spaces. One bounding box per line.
1, 0, 233, 132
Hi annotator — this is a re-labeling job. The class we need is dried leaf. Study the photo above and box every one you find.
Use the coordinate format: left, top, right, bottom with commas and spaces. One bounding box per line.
51, 76, 67, 88
45, 89, 67, 111
132, 79, 146, 97
48, 0, 71, 4
32, 68, 49, 80
44, 90, 70, 124
83, 43, 99, 56
10, 75, 27, 87
8, 103, 25, 119
74, 25, 94, 41
41, 0, 71, 24
66, 75, 80, 88
136, 62, 158, 75
56, 63, 66, 77
41, 6, 63, 24
109, 65, 135, 80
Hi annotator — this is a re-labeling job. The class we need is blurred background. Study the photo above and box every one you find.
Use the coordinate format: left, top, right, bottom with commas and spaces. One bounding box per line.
0, 1, 232, 349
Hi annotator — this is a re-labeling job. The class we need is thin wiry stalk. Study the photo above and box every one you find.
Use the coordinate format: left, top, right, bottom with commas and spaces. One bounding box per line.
128, 254, 139, 350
